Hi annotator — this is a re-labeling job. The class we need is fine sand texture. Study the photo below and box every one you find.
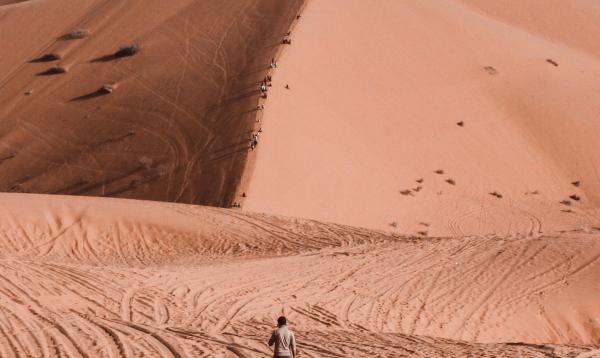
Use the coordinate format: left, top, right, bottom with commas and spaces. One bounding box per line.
0, 0, 301, 206
245, 0, 600, 236
0, 194, 598, 357
2, 0, 600, 357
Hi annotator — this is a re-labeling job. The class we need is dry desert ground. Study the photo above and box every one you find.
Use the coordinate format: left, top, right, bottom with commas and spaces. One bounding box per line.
0, 0, 599, 357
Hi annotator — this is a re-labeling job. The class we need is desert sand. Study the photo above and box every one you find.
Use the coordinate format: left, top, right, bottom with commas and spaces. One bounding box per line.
1, 0, 600, 357
0, 194, 598, 357
0, 0, 301, 206
245, 0, 600, 236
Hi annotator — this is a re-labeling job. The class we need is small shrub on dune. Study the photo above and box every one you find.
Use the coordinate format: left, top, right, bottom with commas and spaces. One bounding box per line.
63, 29, 90, 40
99, 84, 115, 94
114, 44, 140, 58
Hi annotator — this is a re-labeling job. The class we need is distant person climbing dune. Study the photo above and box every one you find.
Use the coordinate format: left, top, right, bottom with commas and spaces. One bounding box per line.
250, 134, 259, 150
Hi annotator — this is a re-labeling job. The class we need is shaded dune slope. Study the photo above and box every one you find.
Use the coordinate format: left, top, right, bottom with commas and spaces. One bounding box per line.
0, 194, 598, 356
0, 0, 28, 6
245, 0, 600, 235
0, 0, 302, 206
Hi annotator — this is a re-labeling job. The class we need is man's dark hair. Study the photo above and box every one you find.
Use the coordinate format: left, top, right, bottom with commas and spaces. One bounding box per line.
277, 316, 287, 326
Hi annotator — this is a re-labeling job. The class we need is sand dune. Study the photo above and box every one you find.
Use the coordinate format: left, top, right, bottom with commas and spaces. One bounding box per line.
0, 0, 27, 6
245, 0, 600, 236
0, 194, 598, 356
0, 0, 301, 206
2, 0, 600, 356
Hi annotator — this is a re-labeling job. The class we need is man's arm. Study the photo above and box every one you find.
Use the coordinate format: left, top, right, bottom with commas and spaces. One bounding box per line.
268, 330, 276, 347
290, 331, 297, 357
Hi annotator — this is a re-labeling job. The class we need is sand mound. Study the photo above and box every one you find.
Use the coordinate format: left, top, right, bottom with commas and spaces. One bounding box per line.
0, 193, 391, 265
0, 0, 301, 206
0, 0, 28, 6
0, 194, 598, 356
245, 0, 600, 236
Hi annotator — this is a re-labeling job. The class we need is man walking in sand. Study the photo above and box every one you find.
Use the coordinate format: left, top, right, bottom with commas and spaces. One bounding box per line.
268, 316, 297, 358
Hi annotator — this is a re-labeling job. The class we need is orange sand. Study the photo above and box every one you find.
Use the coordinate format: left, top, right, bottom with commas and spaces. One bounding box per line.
245, 0, 600, 236
1, 0, 600, 356
0, 194, 598, 356
0, 0, 301, 206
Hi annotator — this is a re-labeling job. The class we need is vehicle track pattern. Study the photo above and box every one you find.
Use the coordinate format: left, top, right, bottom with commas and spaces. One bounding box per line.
0, 0, 303, 208
0, 194, 598, 356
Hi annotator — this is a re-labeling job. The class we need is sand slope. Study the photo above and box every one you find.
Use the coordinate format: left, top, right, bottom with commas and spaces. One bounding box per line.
0, 0, 301, 206
245, 0, 600, 236
2, 1, 600, 356
0, 194, 598, 356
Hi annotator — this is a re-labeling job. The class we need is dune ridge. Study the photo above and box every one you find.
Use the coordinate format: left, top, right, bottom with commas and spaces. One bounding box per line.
0, 0, 302, 206
245, 0, 600, 236
0, 0, 28, 6
1, 0, 599, 356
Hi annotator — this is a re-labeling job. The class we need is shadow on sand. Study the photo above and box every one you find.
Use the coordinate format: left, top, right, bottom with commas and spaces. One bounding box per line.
70, 90, 110, 101
36, 67, 67, 76
30, 54, 61, 63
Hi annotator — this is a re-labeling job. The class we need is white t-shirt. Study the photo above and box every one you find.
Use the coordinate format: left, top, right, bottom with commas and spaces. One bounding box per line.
269, 325, 296, 357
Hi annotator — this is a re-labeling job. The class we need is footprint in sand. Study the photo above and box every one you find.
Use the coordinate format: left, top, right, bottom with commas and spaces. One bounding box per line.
434, 170, 444, 175
153, 298, 169, 325
483, 66, 498, 75
489, 191, 503, 199
571, 181, 581, 187
569, 194, 581, 201
445, 178, 456, 185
